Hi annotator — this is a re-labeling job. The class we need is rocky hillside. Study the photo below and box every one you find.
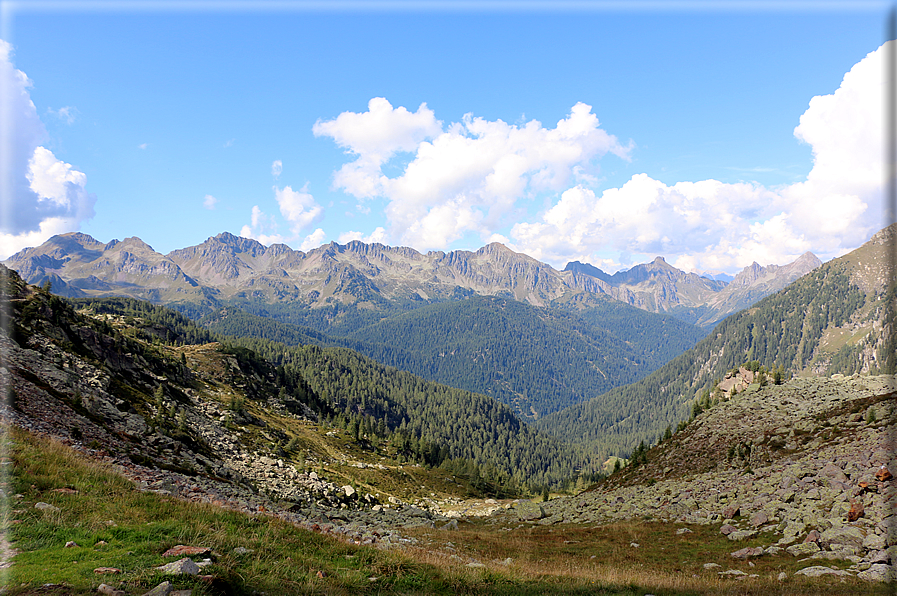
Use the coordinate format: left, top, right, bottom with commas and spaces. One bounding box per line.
498, 374, 896, 583
0, 266, 596, 545
565, 251, 822, 327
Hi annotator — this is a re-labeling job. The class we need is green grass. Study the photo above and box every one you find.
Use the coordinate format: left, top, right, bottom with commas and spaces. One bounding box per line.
3, 427, 891, 595
5, 427, 432, 595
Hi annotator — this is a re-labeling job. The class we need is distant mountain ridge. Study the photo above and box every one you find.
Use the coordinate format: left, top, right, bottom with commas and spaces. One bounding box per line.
6, 231, 819, 328
564, 252, 822, 327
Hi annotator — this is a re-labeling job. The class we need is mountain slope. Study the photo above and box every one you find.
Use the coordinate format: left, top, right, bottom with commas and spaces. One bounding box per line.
6, 231, 715, 417
498, 373, 895, 584
4, 265, 597, 494
537, 223, 895, 456
202, 295, 706, 419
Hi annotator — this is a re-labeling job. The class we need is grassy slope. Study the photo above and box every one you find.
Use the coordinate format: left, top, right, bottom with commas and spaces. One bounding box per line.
4, 427, 879, 595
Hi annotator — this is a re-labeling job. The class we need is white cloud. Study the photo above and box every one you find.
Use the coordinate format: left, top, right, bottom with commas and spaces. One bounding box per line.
337, 227, 387, 245
314, 97, 441, 162
274, 184, 323, 234
239, 205, 284, 246
507, 42, 890, 272
47, 105, 77, 125
0, 40, 95, 259
239, 185, 325, 249
271, 159, 282, 179
316, 99, 631, 250
203, 194, 217, 210
300, 228, 327, 251
137, 143, 148, 150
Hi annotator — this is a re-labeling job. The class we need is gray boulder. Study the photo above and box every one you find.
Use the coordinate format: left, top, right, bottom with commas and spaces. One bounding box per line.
857, 563, 896, 582
516, 501, 545, 521
786, 542, 821, 556
156, 557, 199, 575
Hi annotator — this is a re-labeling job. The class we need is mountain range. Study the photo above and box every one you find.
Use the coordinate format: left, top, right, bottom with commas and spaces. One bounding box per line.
3, 231, 824, 419
4, 231, 820, 329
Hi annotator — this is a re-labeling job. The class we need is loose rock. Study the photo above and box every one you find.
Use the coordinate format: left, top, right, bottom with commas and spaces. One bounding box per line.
156, 557, 199, 575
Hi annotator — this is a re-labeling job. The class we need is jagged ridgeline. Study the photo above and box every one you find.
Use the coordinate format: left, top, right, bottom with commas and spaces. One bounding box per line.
537, 225, 896, 457
204, 293, 706, 419
4, 265, 598, 489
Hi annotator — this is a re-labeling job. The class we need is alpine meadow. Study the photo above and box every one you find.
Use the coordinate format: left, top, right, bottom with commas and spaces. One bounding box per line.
0, 6, 895, 595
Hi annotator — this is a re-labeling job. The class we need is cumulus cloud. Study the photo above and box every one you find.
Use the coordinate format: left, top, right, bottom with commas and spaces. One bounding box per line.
315, 99, 631, 250
300, 228, 327, 251
506, 42, 889, 272
0, 40, 95, 259
338, 227, 387, 245
274, 184, 323, 234
271, 160, 282, 179
239, 205, 284, 246
509, 177, 783, 270
239, 184, 324, 248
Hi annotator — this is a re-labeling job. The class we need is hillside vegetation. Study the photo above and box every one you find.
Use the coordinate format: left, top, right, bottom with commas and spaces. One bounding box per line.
6, 266, 597, 498
206, 294, 706, 418
537, 227, 896, 456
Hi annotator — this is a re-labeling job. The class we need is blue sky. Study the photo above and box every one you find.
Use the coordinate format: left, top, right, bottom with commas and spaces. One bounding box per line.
0, 1, 890, 273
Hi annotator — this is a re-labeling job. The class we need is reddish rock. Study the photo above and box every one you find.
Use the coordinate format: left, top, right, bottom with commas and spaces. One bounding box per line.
93, 567, 121, 574
722, 506, 740, 519
162, 545, 211, 558
731, 546, 763, 559
804, 529, 820, 544
719, 524, 737, 535
749, 511, 768, 527
847, 500, 865, 522
876, 465, 892, 482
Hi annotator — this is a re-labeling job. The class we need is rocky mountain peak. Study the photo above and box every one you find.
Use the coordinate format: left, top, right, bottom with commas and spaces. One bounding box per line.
791, 251, 823, 270
868, 221, 897, 246
208, 232, 267, 256
563, 261, 613, 283
116, 236, 157, 253
729, 262, 765, 287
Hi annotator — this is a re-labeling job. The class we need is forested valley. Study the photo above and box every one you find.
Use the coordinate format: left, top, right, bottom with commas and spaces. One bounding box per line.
202, 294, 706, 418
